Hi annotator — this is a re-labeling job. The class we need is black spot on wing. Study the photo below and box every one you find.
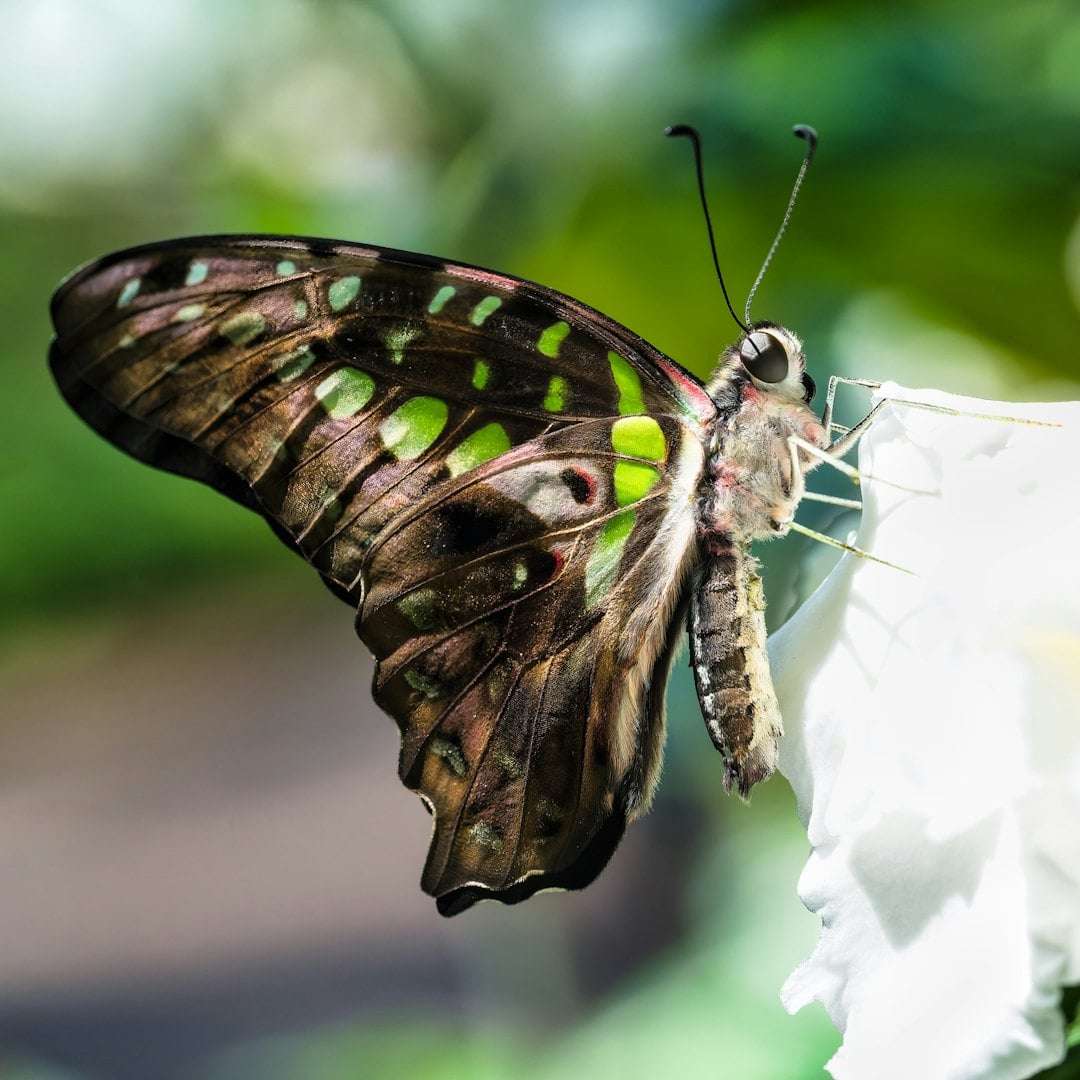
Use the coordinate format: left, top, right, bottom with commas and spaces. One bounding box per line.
560, 466, 594, 505
297, 237, 341, 260
138, 255, 198, 294
532, 549, 560, 583
437, 502, 506, 553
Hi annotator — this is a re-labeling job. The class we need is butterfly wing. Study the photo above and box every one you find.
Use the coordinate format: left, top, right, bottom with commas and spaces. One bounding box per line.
50, 235, 716, 913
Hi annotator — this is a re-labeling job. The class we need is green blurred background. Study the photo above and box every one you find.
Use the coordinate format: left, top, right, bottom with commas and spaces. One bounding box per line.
2, 0, 1079, 1077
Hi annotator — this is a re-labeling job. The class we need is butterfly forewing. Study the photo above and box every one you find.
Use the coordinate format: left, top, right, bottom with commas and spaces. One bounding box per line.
49, 235, 715, 912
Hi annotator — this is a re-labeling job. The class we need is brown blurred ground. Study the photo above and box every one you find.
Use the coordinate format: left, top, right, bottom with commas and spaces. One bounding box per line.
0, 583, 703, 1078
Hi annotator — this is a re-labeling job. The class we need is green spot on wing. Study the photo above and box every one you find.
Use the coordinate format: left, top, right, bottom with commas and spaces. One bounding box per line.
294, 299, 309, 320
511, 560, 528, 589
174, 302, 206, 322
544, 375, 568, 412
211, 392, 236, 416
431, 736, 467, 777
468, 821, 504, 852
398, 588, 440, 631
470, 295, 502, 326
320, 492, 343, 523
609, 352, 644, 415
185, 260, 209, 286
405, 669, 442, 700
613, 461, 661, 506
117, 278, 141, 308
611, 416, 666, 461
585, 510, 635, 607
492, 743, 522, 779
276, 259, 296, 276
472, 359, 490, 391
379, 396, 449, 460
385, 324, 420, 365
537, 320, 570, 357
328, 275, 361, 312
315, 368, 375, 418
428, 284, 456, 314
485, 668, 509, 705
445, 422, 511, 478
220, 311, 267, 344
273, 346, 317, 382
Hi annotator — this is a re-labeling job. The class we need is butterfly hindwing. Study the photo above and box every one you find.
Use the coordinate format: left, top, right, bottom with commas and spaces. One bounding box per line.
361, 414, 705, 910
49, 235, 716, 912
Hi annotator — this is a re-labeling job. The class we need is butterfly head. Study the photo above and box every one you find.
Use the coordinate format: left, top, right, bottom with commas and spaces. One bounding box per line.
708, 322, 816, 408
738, 323, 816, 404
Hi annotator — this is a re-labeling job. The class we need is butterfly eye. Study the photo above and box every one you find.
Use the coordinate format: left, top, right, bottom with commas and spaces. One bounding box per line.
739, 331, 789, 384
801, 371, 816, 403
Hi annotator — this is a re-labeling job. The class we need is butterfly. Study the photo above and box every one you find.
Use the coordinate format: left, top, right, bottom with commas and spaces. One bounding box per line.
49, 229, 852, 915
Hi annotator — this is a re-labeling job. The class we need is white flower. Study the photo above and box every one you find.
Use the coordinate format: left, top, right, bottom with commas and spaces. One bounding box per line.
770, 384, 1080, 1080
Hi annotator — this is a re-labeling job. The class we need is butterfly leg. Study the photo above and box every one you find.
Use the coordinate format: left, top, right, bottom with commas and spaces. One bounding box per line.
820, 375, 882, 438
784, 433, 916, 574
788, 376, 1052, 576
821, 377, 892, 461
801, 490, 863, 510
820, 376, 1060, 448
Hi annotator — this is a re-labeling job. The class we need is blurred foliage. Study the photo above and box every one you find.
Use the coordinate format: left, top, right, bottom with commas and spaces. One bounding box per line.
2, 0, 1079, 1076
1033, 998, 1080, 1080
3, 0, 1079, 631
1034, 1049, 1080, 1080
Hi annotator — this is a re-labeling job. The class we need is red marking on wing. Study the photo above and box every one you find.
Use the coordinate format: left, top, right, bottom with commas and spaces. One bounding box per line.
653, 357, 716, 423
445, 265, 520, 291
574, 466, 597, 503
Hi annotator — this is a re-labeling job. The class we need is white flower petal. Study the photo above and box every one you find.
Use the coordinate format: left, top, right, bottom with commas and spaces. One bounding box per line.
770, 385, 1080, 1080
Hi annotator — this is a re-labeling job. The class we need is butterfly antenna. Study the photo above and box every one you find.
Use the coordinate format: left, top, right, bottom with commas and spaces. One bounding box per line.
665, 124, 751, 336
744, 124, 818, 324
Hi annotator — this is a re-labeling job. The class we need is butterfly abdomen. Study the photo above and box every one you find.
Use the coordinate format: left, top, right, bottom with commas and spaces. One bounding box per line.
688, 540, 782, 797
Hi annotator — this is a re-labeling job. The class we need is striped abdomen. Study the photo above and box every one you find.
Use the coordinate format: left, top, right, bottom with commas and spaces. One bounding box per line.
689, 540, 782, 797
